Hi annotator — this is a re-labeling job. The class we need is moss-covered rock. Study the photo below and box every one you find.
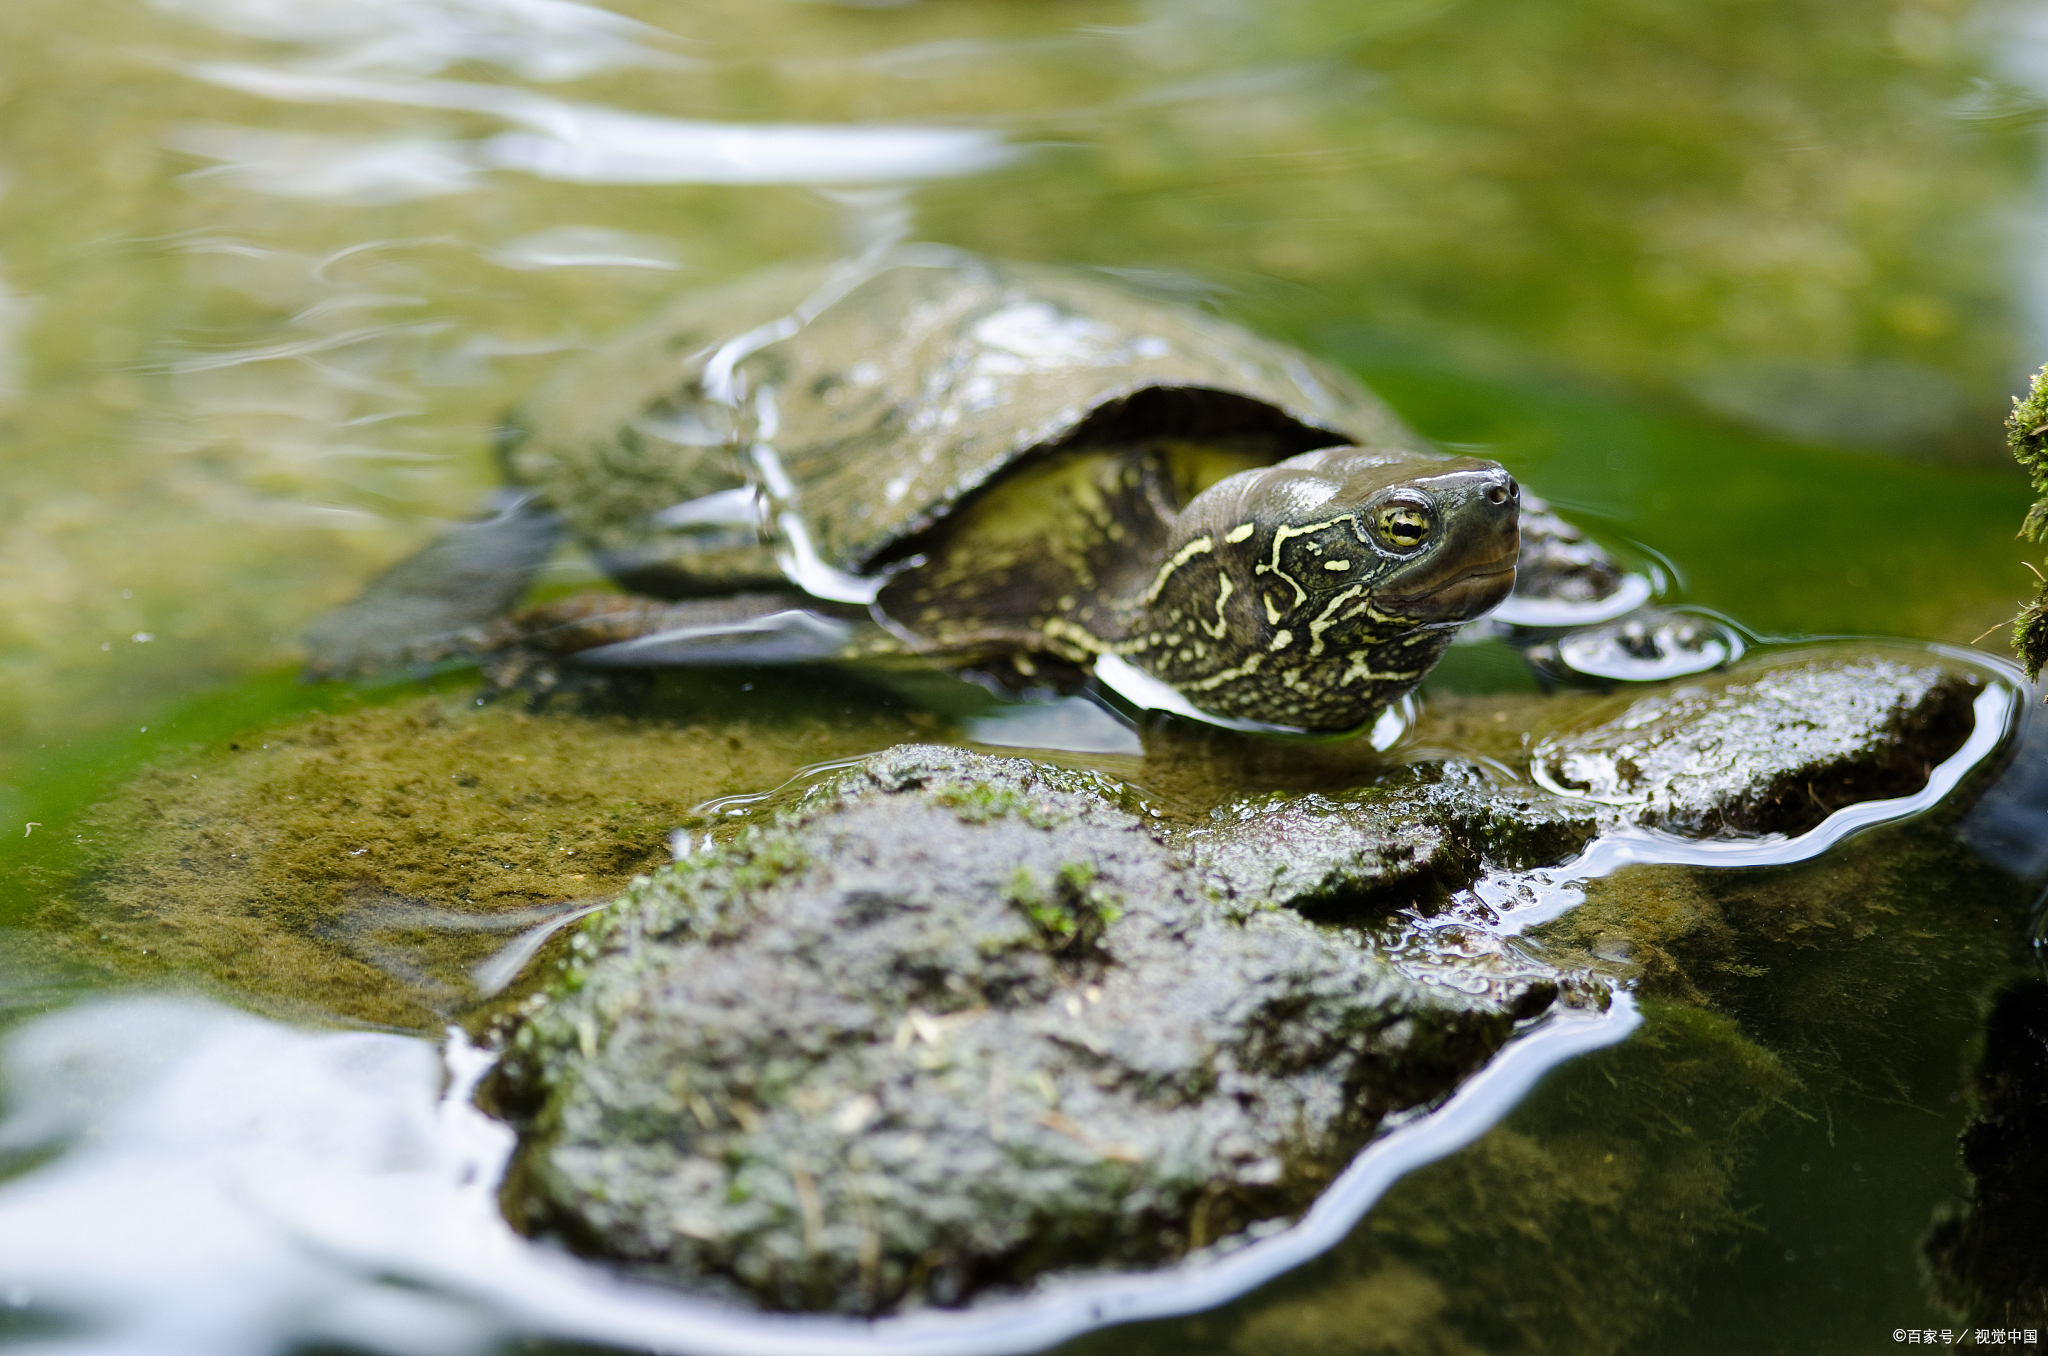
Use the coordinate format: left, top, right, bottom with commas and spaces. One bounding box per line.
488, 744, 1588, 1314
47, 647, 1984, 1034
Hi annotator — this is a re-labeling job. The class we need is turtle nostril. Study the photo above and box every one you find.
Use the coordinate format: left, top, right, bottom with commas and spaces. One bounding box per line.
1486, 478, 1513, 506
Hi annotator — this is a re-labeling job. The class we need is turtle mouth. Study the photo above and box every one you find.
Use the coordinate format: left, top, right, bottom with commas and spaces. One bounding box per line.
1392, 560, 1518, 620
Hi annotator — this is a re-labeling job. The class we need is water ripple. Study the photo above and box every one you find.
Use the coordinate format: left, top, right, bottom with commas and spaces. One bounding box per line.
187, 64, 1020, 186
154, 0, 689, 81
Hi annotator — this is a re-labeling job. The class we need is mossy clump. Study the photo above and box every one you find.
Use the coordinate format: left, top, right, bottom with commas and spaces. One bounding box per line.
2006, 363, 2048, 680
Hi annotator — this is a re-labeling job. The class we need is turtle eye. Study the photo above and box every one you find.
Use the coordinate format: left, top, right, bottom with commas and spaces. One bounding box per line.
1375, 503, 1434, 550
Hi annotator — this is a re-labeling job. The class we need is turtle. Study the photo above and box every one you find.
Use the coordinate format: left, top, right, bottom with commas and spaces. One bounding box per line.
306, 248, 1559, 735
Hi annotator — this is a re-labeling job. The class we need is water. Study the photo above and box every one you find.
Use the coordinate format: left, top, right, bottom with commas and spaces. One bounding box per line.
2, 0, 2048, 1352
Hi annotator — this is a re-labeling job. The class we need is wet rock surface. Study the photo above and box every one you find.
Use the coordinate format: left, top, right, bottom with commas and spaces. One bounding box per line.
489, 745, 1579, 1314
1532, 657, 1979, 836
1188, 761, 1601, 919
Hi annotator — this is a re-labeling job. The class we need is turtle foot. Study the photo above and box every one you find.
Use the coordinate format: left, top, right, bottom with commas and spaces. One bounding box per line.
302, 495, 562, 680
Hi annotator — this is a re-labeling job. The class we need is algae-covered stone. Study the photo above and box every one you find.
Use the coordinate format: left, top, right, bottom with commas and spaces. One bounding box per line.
1531, 657, 1977, 836
490, 745, 1572, 1314
1188, 761, 1601, 918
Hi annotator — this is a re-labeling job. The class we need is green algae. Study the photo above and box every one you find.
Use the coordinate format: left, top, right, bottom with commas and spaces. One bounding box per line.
1532, 804, 2024, 1098
34, 676, 946, 1029
1008, 859, 1125, 954
1222, 1005, 1790, 1356
25, 676, 1569, 1031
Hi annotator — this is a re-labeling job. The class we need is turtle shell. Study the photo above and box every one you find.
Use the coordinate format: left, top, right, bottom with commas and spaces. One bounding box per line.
504, 247, 1419, 602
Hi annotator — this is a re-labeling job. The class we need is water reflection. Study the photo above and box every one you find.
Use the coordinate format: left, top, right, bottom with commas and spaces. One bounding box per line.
1494, 677, 2017, 932
0, 265, 29, 409
0, 0, 2032, 755
486, 225, 681, 270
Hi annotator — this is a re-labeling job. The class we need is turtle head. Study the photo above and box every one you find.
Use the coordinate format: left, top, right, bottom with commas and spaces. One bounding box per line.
1290, 448, 1523, 624
1126, 446, 1519, 731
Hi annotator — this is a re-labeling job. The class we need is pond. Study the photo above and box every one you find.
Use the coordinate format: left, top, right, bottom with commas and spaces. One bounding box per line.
3, 0, 2047, 1352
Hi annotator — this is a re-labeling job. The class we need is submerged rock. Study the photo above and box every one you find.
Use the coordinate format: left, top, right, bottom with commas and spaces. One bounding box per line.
1508, 496, 1628, 606
1531, 656, 1978, 836
1922, 979, 2048, 1325
490, 745, 1579, 1314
